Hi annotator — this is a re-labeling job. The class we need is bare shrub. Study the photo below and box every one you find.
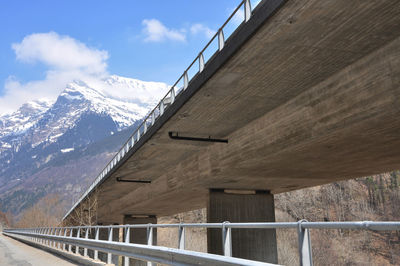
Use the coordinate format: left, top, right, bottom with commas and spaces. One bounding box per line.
15, 194, 64, 228
64, 189, 99, 226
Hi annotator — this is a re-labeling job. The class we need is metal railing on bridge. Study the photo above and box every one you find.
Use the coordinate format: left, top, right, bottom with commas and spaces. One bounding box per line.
63, 0, 265, 221
3, 221, 400, 266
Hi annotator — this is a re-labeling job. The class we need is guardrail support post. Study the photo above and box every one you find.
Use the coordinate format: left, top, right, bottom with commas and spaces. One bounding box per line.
160, 102, 164, 116
107, 227, 113, 264
57, 228, 61, 249
183, 71, 189, 90
84, 228, 89, 257
218, 29, 225, 51
171, 88, 175, 104
244, 0, 251, 22
222, 222, 232, 256
147, 226, 155, 266
68, 228, 73, 252
48, 228, 52, 247
94, 227, 99, 261
124, 227, 130, 266
63, 228, 67, 251
75, 227, 80, 255
151, 112, 155, 126
178, 225, 185, 250
298, 220, 313, 266
199, 53, 205, 73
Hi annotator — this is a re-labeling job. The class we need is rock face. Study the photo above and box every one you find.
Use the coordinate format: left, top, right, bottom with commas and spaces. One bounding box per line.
0, 75, 169, 216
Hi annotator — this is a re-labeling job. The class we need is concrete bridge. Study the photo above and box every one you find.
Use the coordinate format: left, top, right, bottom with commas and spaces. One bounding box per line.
63, 0, 400, 264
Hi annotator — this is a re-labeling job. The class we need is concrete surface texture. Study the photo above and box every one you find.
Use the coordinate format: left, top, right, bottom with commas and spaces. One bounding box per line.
64, 0, 400, 223
0, 233, 77, 266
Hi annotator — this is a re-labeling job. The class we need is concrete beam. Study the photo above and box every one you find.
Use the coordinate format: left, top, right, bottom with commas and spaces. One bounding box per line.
100, 33, 400, 219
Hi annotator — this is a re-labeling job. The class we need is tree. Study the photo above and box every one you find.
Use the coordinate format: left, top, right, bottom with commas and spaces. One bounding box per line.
15, 194, 64, 228
64, 189, 99, 226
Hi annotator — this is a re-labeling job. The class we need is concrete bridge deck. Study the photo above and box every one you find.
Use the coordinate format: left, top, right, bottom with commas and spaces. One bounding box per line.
72, 0, 400, 223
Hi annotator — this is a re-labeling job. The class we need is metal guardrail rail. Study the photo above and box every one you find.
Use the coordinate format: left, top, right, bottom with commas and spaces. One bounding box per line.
3, 221, 400, 266
63, 0, 263, 221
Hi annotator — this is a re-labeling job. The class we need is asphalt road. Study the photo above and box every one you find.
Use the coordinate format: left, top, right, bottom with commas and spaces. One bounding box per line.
0, 233, 77, 266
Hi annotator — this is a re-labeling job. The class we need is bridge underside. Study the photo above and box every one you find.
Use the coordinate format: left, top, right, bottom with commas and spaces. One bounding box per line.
70, 0, 400, 223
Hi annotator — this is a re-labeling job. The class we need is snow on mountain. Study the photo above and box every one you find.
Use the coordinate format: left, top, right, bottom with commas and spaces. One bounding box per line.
0, 99, 53, 138
0, 75, 169, 151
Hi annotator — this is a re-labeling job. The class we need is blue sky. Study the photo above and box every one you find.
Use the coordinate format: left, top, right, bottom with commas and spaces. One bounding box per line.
0, 0, 260, 113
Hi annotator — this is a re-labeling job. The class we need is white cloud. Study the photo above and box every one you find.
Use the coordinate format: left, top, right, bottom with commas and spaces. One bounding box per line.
142, 19, 186, 42
0, 32, 109, 114
190, 24, 215, 39
12, 32, 108, 74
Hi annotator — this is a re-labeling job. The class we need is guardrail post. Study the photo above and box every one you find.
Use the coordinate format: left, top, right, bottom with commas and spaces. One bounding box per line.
84, 228, 89, 257
124, 227, 130, 266
48, 228, 52, 247
160, 102, 164, 116
222, 221, 232, 257
178, 225, 185, 250
199, 53, 205, 73
57, 228, 61, 249
50, 228, 54, 247
94, 227, 99, 260
53, 228, 57, 248
68, 228, 73, 252
171, 88, 175, 104
298, 220, 313, 266
218, 29, 225, 51
147, 225, 155, 266
38, 228, 41, 244
151, 112, 155, 126
244, 0, 251, 22
63, 228, 67, 250
53, 227, 57, 248
75, 227, 80, 255
46, 228, 50, 247
183, 71, 189, 90
107, 227, 113, 264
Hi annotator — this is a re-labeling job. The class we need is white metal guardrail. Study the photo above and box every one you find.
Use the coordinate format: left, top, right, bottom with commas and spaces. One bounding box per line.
63, 0, 264, 221
3, 221, 400, 266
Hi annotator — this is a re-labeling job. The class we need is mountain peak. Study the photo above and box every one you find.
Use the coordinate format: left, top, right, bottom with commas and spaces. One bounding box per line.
0, 75, 169, 151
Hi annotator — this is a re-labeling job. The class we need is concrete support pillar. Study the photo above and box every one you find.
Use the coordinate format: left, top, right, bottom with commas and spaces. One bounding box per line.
207, 189, 278, 264
123, 215, 157, 266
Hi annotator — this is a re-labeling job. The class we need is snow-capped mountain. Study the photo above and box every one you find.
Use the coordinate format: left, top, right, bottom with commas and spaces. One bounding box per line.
0, 75, 169, 152
0, 75, 169, 216
0, 99, 52, 140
